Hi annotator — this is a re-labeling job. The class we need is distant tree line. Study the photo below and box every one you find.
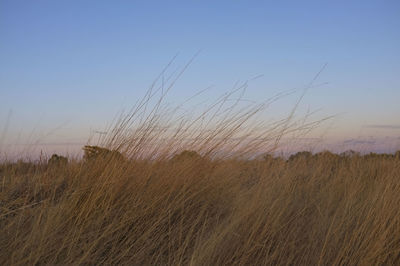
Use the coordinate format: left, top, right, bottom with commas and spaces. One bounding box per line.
43, 148, 400, 165
1, 147, 399, 172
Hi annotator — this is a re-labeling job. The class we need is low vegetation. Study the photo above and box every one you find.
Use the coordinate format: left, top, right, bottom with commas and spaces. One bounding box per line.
1, 149, 400, 265
1, 82, 399, 265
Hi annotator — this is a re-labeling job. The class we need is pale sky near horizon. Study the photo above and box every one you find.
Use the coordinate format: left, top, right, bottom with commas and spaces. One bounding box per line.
1, 1, 400, 157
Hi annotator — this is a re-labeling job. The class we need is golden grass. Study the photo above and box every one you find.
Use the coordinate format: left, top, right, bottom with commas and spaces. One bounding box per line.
1, 152, 400, 265
1, 74, 399, 265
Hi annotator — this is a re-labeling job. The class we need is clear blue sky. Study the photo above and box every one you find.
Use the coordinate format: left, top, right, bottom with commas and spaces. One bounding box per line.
1, 0, 400, 156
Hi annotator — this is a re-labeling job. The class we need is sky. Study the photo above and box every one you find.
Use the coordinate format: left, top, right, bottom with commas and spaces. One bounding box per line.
1, 0, 400, 157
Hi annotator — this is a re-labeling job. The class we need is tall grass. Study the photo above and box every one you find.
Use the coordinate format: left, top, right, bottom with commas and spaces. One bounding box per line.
1, 70, 400, 265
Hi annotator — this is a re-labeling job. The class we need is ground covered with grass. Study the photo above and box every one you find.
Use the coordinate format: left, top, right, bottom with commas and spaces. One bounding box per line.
1, 151, 400, 265
2, 77, 400, 265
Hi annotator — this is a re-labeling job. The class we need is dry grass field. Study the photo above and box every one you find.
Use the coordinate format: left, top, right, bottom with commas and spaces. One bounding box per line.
1, 87, 400, 265
1, 149, 400, 265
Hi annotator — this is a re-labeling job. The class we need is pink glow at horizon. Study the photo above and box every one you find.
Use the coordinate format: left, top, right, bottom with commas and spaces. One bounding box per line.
2, 135, 399, 161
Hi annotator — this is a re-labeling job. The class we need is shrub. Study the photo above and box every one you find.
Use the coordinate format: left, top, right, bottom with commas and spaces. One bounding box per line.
82, 145, 124, 162
48, 154, 68, 167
